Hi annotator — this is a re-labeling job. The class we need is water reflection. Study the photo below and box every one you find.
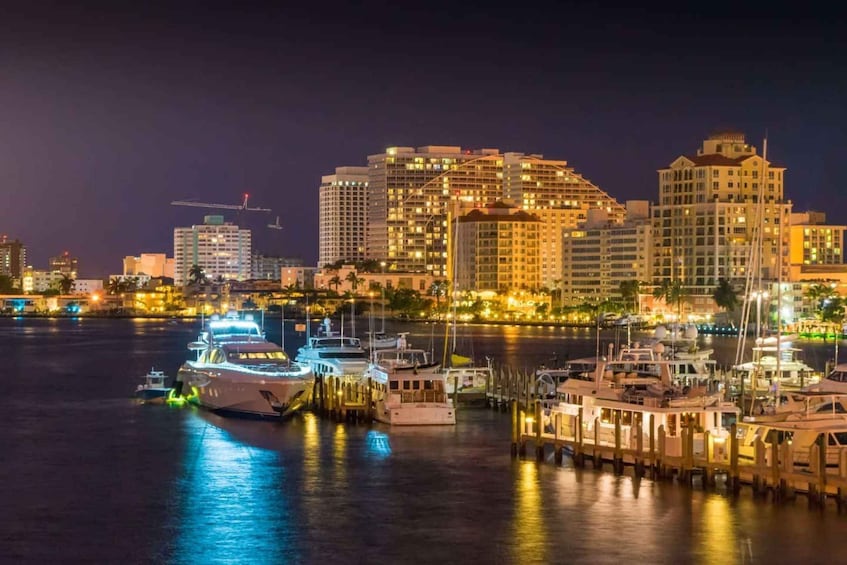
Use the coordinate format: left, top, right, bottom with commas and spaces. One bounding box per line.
512, 461, 546, 563
696, 497, 738, 564
170, 414, 289, 565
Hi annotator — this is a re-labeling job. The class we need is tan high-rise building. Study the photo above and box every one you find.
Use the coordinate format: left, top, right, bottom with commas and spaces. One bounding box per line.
653, 132, 791, 312
366, 146, 503, 277
455, 201, 542, 292
173, 215, 251, 286
503, 152, 626, 287
318, 166, 369, 267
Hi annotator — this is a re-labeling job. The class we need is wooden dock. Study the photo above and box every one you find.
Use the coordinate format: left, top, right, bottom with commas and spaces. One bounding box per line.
510, 399, 847, 510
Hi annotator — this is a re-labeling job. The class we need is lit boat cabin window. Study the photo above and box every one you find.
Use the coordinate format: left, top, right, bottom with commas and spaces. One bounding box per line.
228, 351, 288, 361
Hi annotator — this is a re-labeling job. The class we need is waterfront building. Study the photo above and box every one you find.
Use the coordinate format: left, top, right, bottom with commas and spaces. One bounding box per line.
173, 215, 251, 286
561, 202, 653, 307
0, 235, 26, 281
72, 279, 104, 295
281, 266, 316, 289
48, 251, 78, 278
503, 152, 627, 287
313, 265, 435, 295
22, 267, 65, 293
454, 201, 542, 293
789, 211, 845, 269
366, 146, 503, 277
251, 252, 303, 280
318, 166, 369, 268
123, 253, 174, 279
653, 131, 791, 315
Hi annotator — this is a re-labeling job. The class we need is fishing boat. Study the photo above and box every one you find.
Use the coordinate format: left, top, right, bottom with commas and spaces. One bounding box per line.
365, 345, 455, 426
134, 368, 174, 404
176, 312, 313, 419
443, 357, 494, 405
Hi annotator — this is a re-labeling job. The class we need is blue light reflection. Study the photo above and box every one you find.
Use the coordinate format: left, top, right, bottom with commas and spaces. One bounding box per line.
170, 416, 291, 564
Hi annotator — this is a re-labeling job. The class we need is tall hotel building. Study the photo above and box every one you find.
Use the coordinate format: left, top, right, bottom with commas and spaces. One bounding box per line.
455, 201, 542, 292
562, 202, 652, 305
351, 146, 624, 285
503, 153, 626, 287
366, 146, 503, 277
173, 215, 251, 286
318, 166, 369, 267
653, 132, 791, 311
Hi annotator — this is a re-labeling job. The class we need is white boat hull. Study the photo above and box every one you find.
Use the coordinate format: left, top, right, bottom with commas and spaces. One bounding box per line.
181, 365, 313, 418
375, 398, 456, 426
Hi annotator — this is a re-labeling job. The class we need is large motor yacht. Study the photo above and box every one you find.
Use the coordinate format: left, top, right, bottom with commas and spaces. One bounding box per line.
177, 313, 313, 418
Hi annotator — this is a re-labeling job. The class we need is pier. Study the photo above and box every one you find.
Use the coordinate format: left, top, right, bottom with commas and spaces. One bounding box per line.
510, 398, 847, 510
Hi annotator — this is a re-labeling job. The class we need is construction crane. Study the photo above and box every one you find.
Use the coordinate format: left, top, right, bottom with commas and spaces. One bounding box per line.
268, 215, 283, 230
171, 193, 272, 213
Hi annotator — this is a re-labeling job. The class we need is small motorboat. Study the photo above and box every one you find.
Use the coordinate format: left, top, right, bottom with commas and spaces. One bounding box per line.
135, 368, 174, 404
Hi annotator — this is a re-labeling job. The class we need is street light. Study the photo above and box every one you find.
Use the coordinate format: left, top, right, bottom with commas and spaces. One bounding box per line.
751, 290, 770, 340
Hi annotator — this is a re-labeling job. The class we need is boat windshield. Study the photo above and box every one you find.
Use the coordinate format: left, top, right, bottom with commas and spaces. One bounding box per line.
319, 351, 367, 359
209, 321, 262, 339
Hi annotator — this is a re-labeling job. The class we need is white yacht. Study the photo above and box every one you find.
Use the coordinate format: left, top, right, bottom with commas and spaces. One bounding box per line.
295, 334, 370, 379
366, 346, 455, 426
804, 363, 847, 395
177, 313, 313, 418
732, 336, 819, 393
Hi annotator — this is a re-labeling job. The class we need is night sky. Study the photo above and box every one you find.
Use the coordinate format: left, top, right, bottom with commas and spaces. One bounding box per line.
2, 2, 844, 277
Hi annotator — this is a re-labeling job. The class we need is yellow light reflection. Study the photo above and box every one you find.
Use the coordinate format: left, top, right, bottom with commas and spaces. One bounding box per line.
696, 497, 737, 564
511, 461, 546, 563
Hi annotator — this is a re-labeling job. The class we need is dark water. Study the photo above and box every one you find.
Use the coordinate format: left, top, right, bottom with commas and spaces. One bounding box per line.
2, 317, 845, 564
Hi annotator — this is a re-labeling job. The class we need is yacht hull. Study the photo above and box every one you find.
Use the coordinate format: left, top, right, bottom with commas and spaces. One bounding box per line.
375, 400, 456, 426
180, 365, 313, 418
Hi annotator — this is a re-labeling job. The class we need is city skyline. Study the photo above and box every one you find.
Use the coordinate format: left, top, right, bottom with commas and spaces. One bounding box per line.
1, 2, 844, 276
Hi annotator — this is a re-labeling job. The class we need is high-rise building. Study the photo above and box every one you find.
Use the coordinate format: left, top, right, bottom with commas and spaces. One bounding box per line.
318, 166, 369, 267
48, 251, 78, 278
562, 202, 653, 306
455, 201, 541, 292
653, 132, 791, 312
366, 146, 503, 277
503, 153, 627, 287
0, 235, 26, 280
173, 215, 251, 286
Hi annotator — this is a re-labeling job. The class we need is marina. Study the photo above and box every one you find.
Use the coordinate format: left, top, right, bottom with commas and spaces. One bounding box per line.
5, 316, 847, 564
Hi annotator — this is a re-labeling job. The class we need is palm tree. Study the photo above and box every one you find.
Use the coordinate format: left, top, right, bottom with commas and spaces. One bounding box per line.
619, 280, 641, 314
188, 264, 206, 285
107, 277, 123, 295
653, 279, 686, 320
329, 275, 342, 293
345, 271, 363, 294
428, 280, 448, 307
58, 274, 75, 294
806, 283, 838, 320
712, 278, 739, 318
